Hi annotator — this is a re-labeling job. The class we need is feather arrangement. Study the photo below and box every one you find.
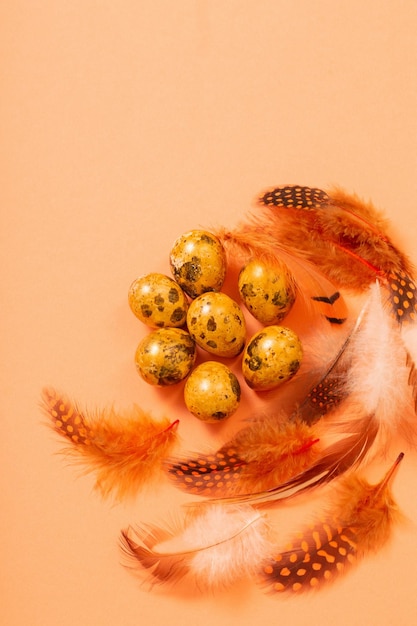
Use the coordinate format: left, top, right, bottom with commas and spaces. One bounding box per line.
42, 184, 416, 598
219, 185, 417, 398
261, 452, 404, 593
41, 387, 179, 500
169, 283, 414, 506
252, 186, 417, 388
256, 185, 417, 321
120, 504, 272, 590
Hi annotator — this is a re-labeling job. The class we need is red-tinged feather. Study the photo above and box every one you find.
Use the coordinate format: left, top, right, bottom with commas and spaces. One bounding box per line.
41, 387, 179, 500
217, 226, 349, 326
206, 412, 380, 506
261, 453, 404, 593
167, 417, 320, 499
121, 504, 272, 590
197, 283, 415, 507
257, 185, 417, 324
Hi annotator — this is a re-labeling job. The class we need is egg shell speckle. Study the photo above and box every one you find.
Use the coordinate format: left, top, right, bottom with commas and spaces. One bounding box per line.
128, 273, 189, 328
169, 230, 226, 298
184, 361, 241, 422
135, 328, 196, 386
186, 292, 246, 357
238, 259, 296, 324
242, 326, 303, 391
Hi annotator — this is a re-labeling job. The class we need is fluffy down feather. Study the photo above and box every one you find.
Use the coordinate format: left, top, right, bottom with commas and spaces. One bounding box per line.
41, 387, 179, 500
257, 185, 416, 308
121, 504, 273, 590
167, 417, 320, 499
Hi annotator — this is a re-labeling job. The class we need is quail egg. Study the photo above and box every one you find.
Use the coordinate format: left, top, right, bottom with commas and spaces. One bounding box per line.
169, 230, 226, 298
184, 361, 241, 422
186, 292, 246, 357
242, 326, 303, 390
135, 328, 196, 386
128, 273, 189, 328
238, 259, 296, 324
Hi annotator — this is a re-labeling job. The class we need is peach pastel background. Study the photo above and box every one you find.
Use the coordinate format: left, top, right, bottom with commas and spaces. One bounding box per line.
2, 2, 417, 625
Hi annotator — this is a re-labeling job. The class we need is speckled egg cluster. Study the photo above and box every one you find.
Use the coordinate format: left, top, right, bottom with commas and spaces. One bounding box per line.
128, 229, 302, 422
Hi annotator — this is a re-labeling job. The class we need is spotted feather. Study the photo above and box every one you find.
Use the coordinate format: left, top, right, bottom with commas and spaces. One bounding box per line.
260, 185, 330, 210
168, 448, 245, 497
262, 453, 404, 592
387, 270, 417, 324
42, 387, 179, 500
167, 418, 320, 498
258, 185, 416, 325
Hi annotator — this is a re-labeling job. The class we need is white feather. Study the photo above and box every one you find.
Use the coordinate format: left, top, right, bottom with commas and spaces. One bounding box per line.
319, 282, 417, 454
121, 504, 273, 589
346, 283, 412, 423
183, 505, 272, 588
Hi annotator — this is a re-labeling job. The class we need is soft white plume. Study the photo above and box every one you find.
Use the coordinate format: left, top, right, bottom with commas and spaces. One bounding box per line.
346, 282, 412, 425
121, 504, 273, 590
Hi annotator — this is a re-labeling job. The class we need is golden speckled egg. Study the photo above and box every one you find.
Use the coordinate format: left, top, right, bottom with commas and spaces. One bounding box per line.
242, 326, 303, 391
128, 273, 189, 328
238, 259, 296, 324
169, 230, 226, 298
135, 328, 196, 386
184, 361, 241, 422
186, 292, 246, 357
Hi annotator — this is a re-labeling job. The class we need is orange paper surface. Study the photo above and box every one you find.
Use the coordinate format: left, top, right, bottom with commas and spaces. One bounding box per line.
2, 2, 417, 625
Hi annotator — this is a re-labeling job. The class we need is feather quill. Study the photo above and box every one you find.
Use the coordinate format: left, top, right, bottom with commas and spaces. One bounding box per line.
261, 452, 404, 593
120, 504, 272, 589
41, 387, 179, 500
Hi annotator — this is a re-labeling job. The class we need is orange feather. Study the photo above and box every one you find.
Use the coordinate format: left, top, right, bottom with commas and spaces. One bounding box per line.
256, 185, 417, 324
218, 224, 349, 326
261, 452, 404, 593
166, 417, 320, 499
41, 387, 179, 500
